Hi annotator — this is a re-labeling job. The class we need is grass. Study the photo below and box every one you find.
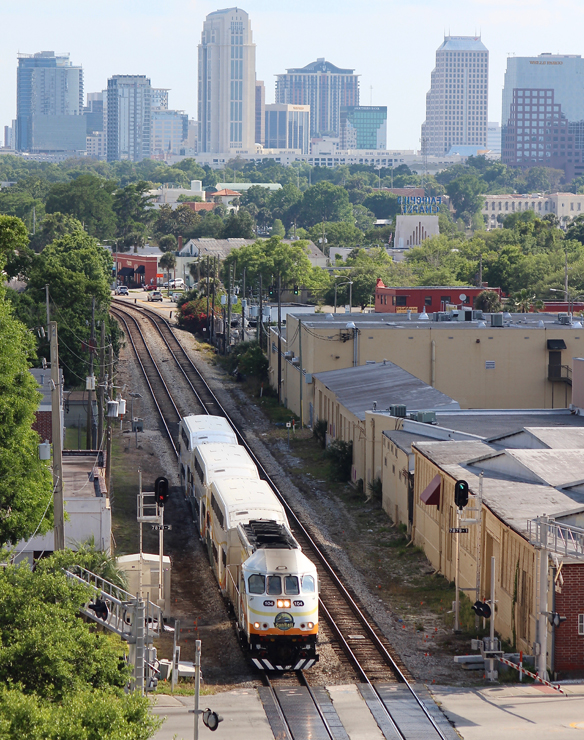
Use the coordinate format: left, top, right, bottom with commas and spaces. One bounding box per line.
151, 681, 216, 697
65, 426, 87, 450
110, 437, 141, 554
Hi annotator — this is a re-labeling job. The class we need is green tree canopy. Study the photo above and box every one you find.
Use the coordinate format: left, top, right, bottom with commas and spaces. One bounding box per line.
45, 175, 117, 240
445, 174, 485, 224
298, 181, 353, 227
362, 191, 399, 220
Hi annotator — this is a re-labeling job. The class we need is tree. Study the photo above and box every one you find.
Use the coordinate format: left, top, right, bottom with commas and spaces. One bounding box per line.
159, 251, 177, 288
298, 181, 353, 228
526, 166, 564, 193
45, 175, 117, 240
271, 219, 285, 238
113, 181, 155, 244
158, 234, 177, 252
0, 267, 53, 546
566, 215, 584, 245
153, 204, 200, 240
474, 290, 502, 312
221, 210, 255, 239
309, 221, 362, 251
352, 204, 376, 232
0, 214, 34, 280
28, 213, 85, 253
446, 174, 485, 225
362, 191, 399, 220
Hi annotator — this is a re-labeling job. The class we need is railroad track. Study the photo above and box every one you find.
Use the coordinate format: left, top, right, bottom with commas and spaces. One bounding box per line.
111, 298, 456, 740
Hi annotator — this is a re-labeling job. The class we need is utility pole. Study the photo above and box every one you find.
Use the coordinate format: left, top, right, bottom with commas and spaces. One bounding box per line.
227, 265, 232, 352
86, 296, 95, 450
277, 273, 282, 404
45, 284, 50, 329
50, 321, 65, 551
98, 320, 105, 448
538, 518, 549, 680
211, 257, 217, 344
105, 341, 113, 493
258, 275, 263, 348
241, 267, 246, 344
478, 253, 483, 289
298, 318, 303, 428
206, 256, 210, 337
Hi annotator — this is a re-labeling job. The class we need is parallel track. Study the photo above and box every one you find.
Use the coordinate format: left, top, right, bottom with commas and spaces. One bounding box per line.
111, 298, 452, 740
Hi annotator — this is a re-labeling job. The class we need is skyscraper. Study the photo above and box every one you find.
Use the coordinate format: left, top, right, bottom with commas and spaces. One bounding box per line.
264, 104, 310, 153
106, 75, 152, 162
275, 59, 359, 138
501, 54, 584, 181
16, 51, 86, 153
198, 7, 256, 153
340, 106, 387, 150
255, 80, 265, 146
421, 36, 489, 156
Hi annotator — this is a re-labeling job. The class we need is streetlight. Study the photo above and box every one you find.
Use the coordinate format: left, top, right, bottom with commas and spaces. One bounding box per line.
334, 279, 353, 314
129, 392, 142, 448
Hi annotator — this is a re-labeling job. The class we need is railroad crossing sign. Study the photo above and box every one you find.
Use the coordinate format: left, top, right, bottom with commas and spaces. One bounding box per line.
151, 524, 172, 531
449, 527, 469, 534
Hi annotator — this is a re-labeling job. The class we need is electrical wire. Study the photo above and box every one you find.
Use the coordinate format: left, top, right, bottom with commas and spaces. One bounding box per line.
11, 478, 57, 559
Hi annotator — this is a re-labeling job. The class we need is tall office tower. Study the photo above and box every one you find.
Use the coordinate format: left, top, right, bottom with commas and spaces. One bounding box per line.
264, 104, 310, 153
276, 58, 359, 138
340, 106, 387, 149
501, 54, 584, 181
16, 51, 86, 153
198, 7, 256, 153
421, 36, 489, 156
255, 80, 265, 145
106, 75, 152, 162
152, 88, 169, 110
152, 109, 189, 155
84, 92, 105, 134
487, 122, 501, 154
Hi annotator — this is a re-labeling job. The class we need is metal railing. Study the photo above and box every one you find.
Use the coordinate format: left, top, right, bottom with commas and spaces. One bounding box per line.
528, 517, 584, 560
548, 363, 572, 383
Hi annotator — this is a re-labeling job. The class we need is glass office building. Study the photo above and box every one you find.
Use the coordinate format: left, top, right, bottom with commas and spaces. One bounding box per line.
264, 104, 310, 153
340, 106, 387, 149
501, 54, 584, 180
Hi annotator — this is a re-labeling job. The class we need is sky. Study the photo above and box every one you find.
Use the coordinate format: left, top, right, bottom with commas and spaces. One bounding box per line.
2, 0, 584, 151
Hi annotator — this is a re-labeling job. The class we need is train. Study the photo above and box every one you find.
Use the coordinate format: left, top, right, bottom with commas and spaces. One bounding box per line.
178, 415, 319, 671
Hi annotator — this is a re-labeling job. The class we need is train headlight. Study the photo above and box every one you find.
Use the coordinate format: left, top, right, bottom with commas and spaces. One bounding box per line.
276, 599, 291, 609
253, 622, 260, 629
307, 622, 314, 629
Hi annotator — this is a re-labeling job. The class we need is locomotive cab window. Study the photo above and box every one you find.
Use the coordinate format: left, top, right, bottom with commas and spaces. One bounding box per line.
248, 574, 265, 594
267, 575, 282, 595
301, 575, 315, 593
284, 576, 299, 595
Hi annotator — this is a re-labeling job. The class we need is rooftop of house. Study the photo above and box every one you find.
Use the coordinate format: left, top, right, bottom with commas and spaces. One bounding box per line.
62, 452, 107, 499
313, 361, 460, 421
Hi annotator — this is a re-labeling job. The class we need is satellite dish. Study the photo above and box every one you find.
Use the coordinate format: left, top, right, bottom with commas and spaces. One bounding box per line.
459, 293, 467, 302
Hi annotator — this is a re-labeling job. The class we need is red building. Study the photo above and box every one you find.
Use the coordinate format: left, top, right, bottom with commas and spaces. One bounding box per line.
113, 253, 159, 288
375, 280, 502, 314
553, 563, 584, 676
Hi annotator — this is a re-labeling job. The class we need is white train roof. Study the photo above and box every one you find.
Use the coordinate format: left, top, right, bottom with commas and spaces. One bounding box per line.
243, 547, 317, 575
195, 442, 258, 477
210, 478, 287, 529
181, 415, 237, 446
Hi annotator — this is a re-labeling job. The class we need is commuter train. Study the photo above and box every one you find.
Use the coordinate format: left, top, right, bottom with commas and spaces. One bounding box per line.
178, 415, 319, 670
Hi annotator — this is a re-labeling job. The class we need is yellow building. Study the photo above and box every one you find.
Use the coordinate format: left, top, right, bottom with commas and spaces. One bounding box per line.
270, 312, 580, 423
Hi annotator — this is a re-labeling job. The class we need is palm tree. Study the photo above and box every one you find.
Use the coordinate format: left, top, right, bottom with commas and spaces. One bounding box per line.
159, 252, 177, 293
512, 288, 536, 313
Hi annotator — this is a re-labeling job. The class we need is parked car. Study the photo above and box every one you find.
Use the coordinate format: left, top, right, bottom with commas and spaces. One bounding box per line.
163, 278, 185, 289
171, 292, 182, 302
147, 291, 163, 302
144, 284, 158, 291
115, 285, 129, 296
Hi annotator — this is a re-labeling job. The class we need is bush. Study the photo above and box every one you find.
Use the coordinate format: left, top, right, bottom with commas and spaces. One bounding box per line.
220, 341, 268, 380
177, 297, 209, 334
474, 290, 502, 313
313, 419, 327, 449
324, 439, 353, 481
367, 477, 382, 502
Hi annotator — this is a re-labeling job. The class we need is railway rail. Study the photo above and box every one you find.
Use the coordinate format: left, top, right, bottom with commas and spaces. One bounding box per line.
111, 298, 457, 740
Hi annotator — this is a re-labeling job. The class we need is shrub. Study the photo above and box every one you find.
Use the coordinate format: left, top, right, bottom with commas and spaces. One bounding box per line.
219, 341, 268, 380
313, 419, 328, 449
177, 297, 209, 334
367, 477, 382, 502
324, 439, 353, 481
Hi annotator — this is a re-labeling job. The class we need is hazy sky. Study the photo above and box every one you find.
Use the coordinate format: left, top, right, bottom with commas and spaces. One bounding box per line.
2, 0, 584, 150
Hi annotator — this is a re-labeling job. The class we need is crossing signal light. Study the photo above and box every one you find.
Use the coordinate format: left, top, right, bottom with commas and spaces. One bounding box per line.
548, 613, 567, 627
155, 476, 169, 507
269, 284, 275, 297
202, 708, 223, 732
454, 479, 469, 509
471, 600, 492, 619
88, 599, 109, 620
293, 285, 299, 295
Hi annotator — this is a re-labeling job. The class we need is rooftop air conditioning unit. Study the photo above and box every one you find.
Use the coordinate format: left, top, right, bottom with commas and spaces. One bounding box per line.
389, 404, 407, 418
433, 311, 447, 322
491, 313, 504, 327
559, 314, 572, 325
458, 309, 473, 322
472, 310, 484, 320
438, 312, 452, 321
416, 411, 437, 424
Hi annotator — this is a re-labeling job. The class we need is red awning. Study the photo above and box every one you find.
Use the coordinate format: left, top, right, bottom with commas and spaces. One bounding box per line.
420, 474, 441, 506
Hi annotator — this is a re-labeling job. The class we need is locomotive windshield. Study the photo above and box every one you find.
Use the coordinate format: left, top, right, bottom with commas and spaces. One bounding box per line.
267, 575, 281, 594
284, 576, 299, 595
301, 575, 315, 593
248, 574, 265, 594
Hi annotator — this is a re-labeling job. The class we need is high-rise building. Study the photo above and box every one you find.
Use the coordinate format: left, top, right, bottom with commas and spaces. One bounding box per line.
106, 75, 152, 162
275, 58, 360, 138
152, 109, 189, 155
421, 36, 489, 156
152, 88, 169, 110
501, 54, 584, 181
255, 80, 265, 146
340, 106, 387, 150
84, 92, 105, 134
16, 51, 86, 153
487, 122, 501, 155
264, 104, 310, 153
197, 7, 256, 153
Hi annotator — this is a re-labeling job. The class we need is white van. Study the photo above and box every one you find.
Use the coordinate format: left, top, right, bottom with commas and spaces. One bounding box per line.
178, 415, 238, 504
193, 442, 259, 536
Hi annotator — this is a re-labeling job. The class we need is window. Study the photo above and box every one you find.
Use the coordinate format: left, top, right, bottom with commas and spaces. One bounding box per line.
248, 574, 265, 594
440, 295, 451, 304
284, 576, 299, 595
181, 427, 190, 450
394, 296, 407, 306
211, 494, 224, 529
425, 296, 432, 305
267, 576, 282, 595
302, 575, 316, 593
195, 456, 204, 483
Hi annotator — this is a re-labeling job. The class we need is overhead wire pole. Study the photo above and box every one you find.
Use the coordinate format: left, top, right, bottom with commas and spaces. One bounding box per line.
277, 273, 282, 404
241, 266, 246, 344
86, 296, 95, 450
105, 340, 114, 493
298, 318, 303, 428
258, 274, 263, 347
50, 321, 65, 551
206, 256, 210, 337
98, 319, 105, 447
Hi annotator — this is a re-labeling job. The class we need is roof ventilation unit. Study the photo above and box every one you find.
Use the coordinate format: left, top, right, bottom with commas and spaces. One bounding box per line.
491, 313, 504, 327
416, 411, 437, 424
389, 404, 407, 418
559, 314, 573, 325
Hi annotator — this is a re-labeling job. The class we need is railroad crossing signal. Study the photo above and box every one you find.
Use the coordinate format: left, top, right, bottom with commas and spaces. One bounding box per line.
471, 600, 492, 619
202, 708, 224, 731
155, 476, 169, 507
454, 480, 469, 509
548, 612, 567, 627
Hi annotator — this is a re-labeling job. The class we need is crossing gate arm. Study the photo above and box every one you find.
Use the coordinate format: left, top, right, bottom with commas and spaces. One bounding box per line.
497, 656, 566, 694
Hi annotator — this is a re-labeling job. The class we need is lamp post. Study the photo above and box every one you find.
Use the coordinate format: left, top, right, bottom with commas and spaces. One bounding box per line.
334, 279, 353, 314
129, 392, 142, 448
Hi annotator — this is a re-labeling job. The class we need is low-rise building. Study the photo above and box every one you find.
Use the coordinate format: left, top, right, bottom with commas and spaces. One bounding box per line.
482, 192, 584, 229
375, 282, 501, 314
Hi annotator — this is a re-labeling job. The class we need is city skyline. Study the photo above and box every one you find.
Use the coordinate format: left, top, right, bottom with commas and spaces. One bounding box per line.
2, 0, 584, 151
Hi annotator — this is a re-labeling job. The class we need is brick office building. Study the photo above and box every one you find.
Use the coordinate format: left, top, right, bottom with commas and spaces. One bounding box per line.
374, 280, 501, 314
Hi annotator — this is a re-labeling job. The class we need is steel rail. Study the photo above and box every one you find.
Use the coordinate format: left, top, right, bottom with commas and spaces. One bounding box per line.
111, 300, 450, 739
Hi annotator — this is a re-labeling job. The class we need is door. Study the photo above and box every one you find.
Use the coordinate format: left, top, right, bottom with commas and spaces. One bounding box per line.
549, 351, 562, 380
